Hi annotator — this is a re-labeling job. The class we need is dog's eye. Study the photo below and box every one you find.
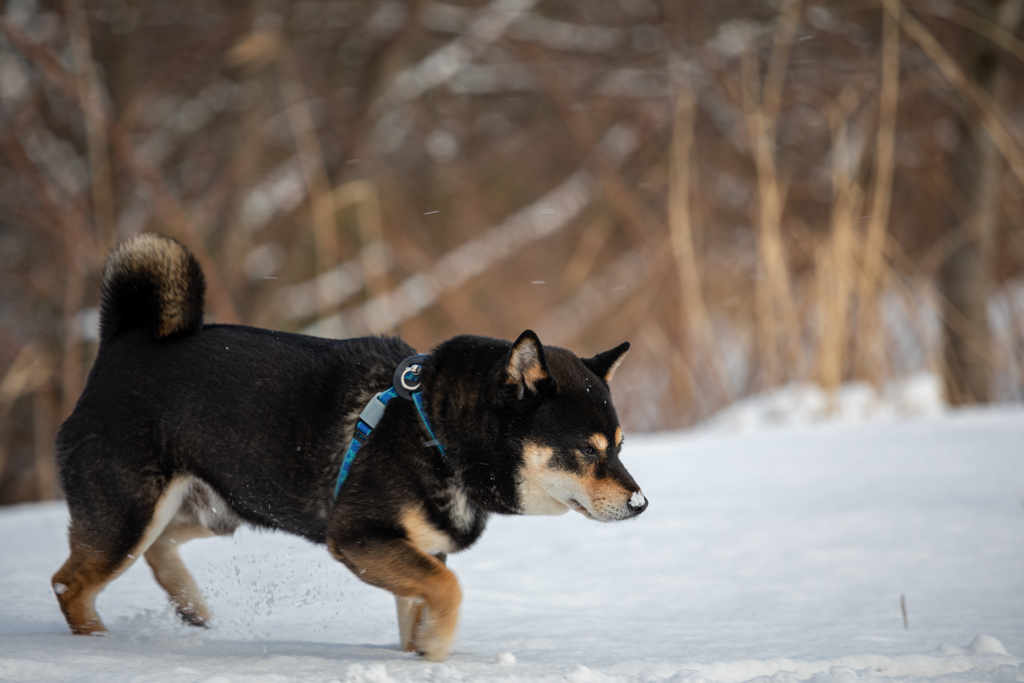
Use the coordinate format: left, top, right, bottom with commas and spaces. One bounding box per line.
580, 445, 598, 458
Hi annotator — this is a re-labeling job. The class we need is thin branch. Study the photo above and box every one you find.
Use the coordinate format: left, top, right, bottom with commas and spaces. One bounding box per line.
911, 0, 1024, 64
885, 0, 1024, 192
371, 0, 540, 116
63, 0, 115, 249
276, 35, 341, 311
536, 242, 668, 346
855, 1, 901, 383
305, 124, 639, 337
3, 17, 241, 324
523, 43, 658, 243
669, 89, 732, 404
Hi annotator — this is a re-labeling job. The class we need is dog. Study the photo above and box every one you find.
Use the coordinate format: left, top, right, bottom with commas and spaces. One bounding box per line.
52, 233, 647, 661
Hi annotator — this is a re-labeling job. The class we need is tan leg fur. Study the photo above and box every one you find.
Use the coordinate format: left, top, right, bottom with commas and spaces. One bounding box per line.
395, 596, 425, 652
332, 539, 462, 661
51, 537, 120, 635
144, 519, 216, 626
52, 478, 191, 634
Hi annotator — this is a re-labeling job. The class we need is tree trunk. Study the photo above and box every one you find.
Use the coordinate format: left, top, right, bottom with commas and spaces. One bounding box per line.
940, 0, 1024, 405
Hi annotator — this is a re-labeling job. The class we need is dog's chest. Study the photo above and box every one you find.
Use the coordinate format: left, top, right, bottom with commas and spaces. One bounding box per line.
443, 482, 478, 534
403, 482, 485, 555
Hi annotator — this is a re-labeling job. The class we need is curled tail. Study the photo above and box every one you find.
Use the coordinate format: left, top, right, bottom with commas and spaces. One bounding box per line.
100, 233, 205, 343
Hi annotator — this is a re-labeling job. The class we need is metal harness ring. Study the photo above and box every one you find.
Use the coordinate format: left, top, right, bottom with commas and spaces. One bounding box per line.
392, 354, 429, 400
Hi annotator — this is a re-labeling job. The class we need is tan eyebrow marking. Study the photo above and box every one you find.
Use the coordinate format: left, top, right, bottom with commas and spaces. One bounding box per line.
614, 427, 623, 447
590, 433, 609, 453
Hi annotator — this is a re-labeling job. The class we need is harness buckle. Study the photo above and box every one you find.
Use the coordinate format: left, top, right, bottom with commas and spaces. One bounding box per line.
358, 391, 388, 431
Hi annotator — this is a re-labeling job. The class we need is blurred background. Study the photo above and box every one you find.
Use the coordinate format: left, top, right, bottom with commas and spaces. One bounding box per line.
0, 0, 1022, 505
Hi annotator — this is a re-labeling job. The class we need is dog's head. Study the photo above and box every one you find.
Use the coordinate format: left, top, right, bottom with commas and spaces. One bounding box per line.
501, 330, 647, 522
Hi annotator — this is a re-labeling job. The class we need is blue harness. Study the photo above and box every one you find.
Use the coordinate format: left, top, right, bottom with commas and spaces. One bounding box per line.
333, 355, 446, 499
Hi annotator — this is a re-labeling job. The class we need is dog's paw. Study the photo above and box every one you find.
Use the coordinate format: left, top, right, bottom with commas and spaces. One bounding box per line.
175, 608, 211, 629
417, 645, 452, 663
69, 620, 109, 636
412, 607, 455, 662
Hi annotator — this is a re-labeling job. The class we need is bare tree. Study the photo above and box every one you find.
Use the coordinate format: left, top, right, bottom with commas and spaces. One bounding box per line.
936, 0, 1024, 404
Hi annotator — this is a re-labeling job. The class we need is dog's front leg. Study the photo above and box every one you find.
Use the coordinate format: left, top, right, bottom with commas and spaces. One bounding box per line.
395, 595, 423, 652
395, 552, 447, 652
331, 539, 461, 661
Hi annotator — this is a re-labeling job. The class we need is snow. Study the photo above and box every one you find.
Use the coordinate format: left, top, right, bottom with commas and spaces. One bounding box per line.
495, 651, 517, 665
2, 403, 1023, 682
705, 372, 945, 432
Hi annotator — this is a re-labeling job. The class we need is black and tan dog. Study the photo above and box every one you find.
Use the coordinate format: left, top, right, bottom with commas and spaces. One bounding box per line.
52, 233, 647, 661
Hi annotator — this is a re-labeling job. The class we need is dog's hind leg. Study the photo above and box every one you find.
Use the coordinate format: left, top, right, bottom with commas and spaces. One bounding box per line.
144, 518, 216, 627
144, 480, 241, 627
331, 540, 461, 662
52, 477, 190, 635
51, 537, 121, 635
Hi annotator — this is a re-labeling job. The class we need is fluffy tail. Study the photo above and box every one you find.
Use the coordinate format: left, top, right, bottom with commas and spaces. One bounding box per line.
99, 233, 205, 344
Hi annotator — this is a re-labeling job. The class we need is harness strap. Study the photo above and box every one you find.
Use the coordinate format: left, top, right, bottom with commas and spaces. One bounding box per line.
333, 356, 445, 499
412, 391, 445, 453
333, 387, 398, 499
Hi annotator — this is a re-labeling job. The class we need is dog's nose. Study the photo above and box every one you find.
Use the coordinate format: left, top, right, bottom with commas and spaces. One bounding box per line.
628, 491, 648, 515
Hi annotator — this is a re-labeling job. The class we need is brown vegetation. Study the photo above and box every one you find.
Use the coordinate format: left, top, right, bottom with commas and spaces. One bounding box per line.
1, 0, 1023, 504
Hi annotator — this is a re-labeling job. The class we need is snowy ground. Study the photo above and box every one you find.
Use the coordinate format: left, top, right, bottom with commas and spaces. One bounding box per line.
1, 403, 1023, 682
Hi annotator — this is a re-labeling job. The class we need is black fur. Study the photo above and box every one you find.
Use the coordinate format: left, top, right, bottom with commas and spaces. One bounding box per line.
53, 233, 644, 657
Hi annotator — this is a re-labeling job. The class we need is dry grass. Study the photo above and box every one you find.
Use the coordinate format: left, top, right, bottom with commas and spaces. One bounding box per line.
0, 1, 1023, 502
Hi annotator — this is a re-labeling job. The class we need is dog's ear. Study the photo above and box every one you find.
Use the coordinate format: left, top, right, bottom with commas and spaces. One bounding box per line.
583, 342, 630, 383
503, 330, 551, 400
